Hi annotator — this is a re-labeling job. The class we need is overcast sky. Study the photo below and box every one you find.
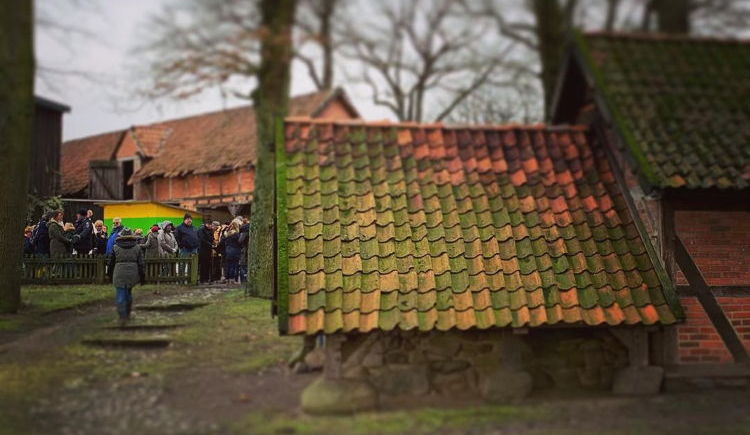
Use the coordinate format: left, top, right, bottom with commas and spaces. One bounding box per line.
35, 0, 391, 141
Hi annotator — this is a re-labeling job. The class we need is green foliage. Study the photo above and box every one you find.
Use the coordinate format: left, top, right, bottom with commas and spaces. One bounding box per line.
26, 194, 63, 224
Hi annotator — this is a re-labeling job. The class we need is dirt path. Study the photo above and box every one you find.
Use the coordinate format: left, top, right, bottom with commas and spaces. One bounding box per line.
4, 286, 750, 435
0, 285, 312, 435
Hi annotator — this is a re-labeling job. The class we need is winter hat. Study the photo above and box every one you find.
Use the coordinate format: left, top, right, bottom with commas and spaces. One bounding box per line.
78, 208, 88, 216
184, 213, 192, 220
118, 228, 134, 238
151, 224, 159, 233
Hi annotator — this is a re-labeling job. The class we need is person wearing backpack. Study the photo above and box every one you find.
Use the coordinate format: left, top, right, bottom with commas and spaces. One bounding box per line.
108, 228, 145, 326
31, 211, 51, 257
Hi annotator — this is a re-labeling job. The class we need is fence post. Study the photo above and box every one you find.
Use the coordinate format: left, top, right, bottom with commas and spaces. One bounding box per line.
96, 256, 106, 284
190, 255, 198, 285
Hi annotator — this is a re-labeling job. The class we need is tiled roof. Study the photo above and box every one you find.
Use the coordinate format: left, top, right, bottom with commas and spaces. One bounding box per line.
132, 89, 357, 180
60, 130, 125, 195
279, 120, 683, 335
61, 89, 358, 195
576, 32, 750, 190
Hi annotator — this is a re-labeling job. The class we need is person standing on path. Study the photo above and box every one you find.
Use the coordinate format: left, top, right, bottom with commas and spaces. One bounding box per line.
197, 221, 216, 284
175, 214, 199, 277
31, 211, 51, 257
218, 219, 242, 284
48, 210, 72, 257
73, 208, 94, 256
107, 228, 145, 326
140, 224, 161, 258
105, 217, 124, 256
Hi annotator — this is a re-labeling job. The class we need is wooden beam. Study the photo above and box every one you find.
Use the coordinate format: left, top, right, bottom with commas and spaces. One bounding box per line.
674, 236, 750, 363
661, 198, 676, 282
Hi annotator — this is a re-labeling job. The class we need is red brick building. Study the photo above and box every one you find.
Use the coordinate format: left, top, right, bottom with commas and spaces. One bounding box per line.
61, 88, 359, 221
552, 32, 750, 368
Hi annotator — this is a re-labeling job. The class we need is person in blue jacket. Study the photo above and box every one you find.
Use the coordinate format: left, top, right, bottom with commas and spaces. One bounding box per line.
105, 217, 124, 256
175, 214, 199, 277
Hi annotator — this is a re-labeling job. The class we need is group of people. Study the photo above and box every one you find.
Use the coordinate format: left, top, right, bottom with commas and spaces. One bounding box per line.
173, 213, 250, 285
23, 209, 250, 285
24, 208, 105, 258
24, 210, 250, 325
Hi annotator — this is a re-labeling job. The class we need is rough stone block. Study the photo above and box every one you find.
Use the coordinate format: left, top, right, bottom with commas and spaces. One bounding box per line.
301, 377, 378, 414
612, 366, 664, 396
478, 368, 533, 403
369, 364, 430, 396
429, 359, 471, 374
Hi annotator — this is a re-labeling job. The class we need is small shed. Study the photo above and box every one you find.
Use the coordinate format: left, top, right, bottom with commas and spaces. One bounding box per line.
96, 201, 203, 233
271, 119, 684, 413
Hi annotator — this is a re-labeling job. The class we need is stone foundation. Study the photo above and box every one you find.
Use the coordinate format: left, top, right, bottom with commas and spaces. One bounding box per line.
301, 328, 630, 413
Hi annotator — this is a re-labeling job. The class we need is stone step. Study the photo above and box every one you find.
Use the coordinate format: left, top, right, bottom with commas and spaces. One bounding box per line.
82, 335, 172, 349
101, 323, 187, 332
133, 302, 210, 312
664, 363, 750, 391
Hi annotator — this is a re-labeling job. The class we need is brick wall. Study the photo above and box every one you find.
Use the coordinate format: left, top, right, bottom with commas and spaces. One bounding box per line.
675, 211, 750, 286
678, 296, 750, 364
674, 211, 750, 364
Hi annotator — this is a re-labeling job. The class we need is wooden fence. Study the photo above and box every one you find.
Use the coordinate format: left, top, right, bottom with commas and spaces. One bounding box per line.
22, 255, 199, 285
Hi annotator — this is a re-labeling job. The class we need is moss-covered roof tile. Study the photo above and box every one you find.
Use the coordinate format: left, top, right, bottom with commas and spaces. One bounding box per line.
280, 121, 683, 334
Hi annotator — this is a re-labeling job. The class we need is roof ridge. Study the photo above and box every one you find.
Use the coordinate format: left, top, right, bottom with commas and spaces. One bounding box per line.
65, 89, 338, 144
284, 118, 588, 132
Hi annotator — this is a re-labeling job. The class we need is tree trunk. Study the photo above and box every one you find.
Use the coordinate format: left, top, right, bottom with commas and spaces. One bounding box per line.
654, 0, 691, 33
248, 0, 297, 299
0, 0, 35, 313
319, 0, 335, 90
532, 0, 566, 120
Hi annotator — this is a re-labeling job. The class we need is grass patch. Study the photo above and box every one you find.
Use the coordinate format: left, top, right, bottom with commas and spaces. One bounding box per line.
233, 405, 552, 435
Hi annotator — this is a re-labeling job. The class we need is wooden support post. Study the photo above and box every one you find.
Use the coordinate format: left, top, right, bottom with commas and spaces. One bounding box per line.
190, 255, 199, 285
324, 334, 343, 380
96, 256, 106, 284
660, 200, 676, 282
611, 327, 649, 367
675, 236, 750, 363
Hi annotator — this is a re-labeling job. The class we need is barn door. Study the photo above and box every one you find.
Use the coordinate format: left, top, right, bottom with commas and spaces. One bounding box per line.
88, 160, 122, 200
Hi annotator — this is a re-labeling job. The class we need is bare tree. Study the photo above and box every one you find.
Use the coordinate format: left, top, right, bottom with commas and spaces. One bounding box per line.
136, 0, 261, 101
0, 0, 35, 313
136, 0, 339, 101
447, 77, 541, 125
638, 0, 750, 35
338, 0, 516, 122
295, 0, 341, 90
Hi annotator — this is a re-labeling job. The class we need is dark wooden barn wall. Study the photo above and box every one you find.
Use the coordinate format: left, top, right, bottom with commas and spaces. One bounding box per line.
29, 105, 63, 197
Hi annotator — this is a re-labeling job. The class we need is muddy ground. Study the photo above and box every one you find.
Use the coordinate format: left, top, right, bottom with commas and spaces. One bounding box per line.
1, 285, 749, 435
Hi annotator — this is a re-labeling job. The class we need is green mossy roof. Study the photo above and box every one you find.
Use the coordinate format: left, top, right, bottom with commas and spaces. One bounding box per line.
280, 121, 683, 335
577, 32, 750, 190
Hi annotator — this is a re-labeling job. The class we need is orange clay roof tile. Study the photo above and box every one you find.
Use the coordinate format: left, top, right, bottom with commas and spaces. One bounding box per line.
280, 121, 683, 334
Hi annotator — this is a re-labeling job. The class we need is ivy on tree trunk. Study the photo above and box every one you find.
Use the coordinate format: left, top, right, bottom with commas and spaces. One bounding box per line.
248, 0, 297, 299
0, 0, 35, 313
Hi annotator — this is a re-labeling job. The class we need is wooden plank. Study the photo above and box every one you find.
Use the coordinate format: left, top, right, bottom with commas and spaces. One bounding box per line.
675, 236, 750, 363
660, 199, 676, 282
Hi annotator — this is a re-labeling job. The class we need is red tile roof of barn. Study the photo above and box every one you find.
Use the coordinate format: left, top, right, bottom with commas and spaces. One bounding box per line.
132, 89, 357, 180
60, 130, 126, 196
60, 89, 358, 196
279, 119, 684, 335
